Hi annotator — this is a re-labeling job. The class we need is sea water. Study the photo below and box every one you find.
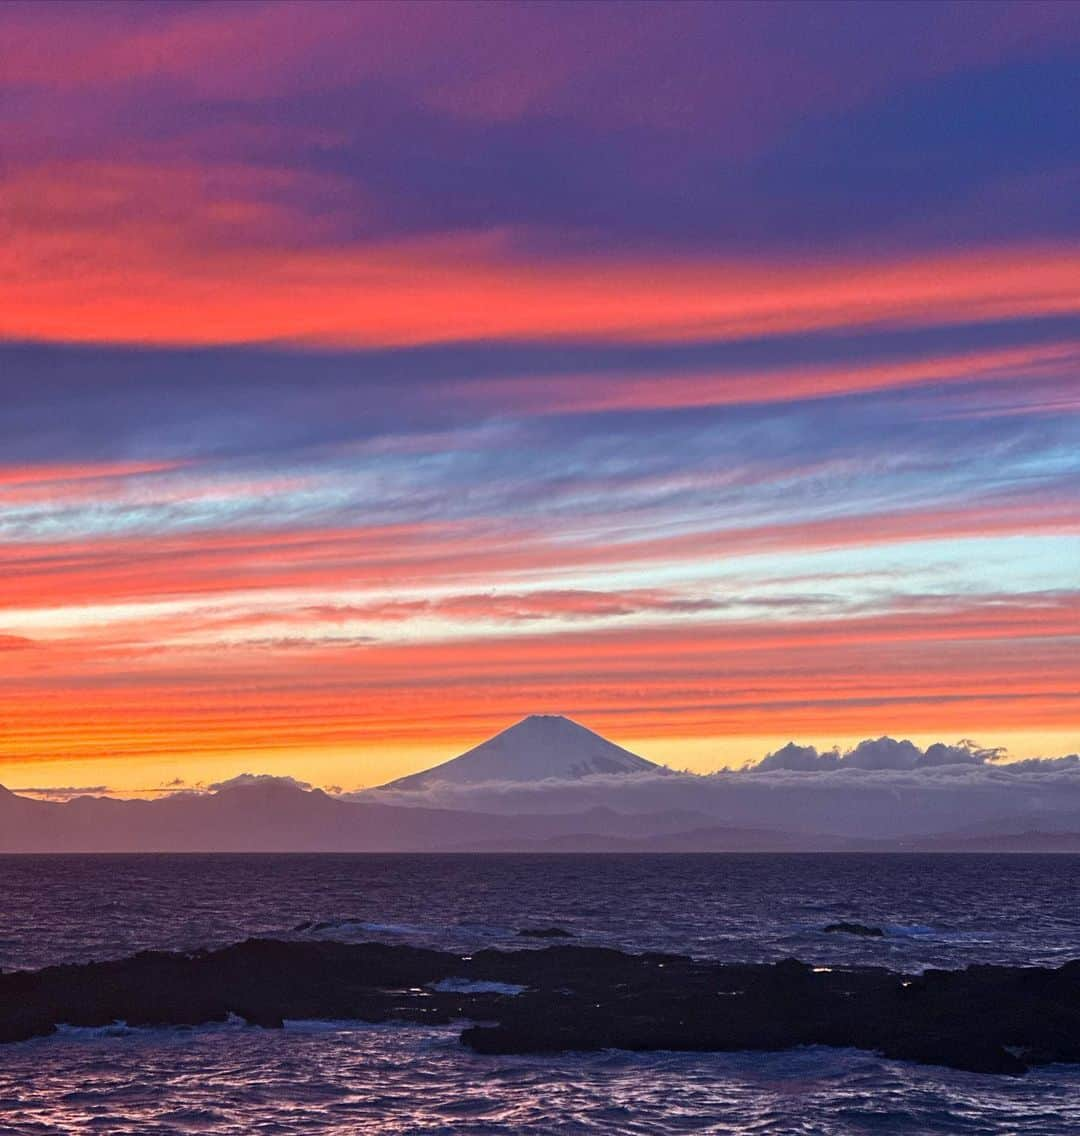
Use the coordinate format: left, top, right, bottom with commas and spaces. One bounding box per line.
1, 853, 1078, 1134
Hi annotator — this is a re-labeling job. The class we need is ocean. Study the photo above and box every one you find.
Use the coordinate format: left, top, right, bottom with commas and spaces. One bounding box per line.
1, 853, 1078, 1134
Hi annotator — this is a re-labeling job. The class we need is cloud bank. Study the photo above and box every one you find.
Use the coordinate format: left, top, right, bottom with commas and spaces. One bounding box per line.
749, 736, 1008, 772
346, 736, 1080, 839
10, 785, 110, 800
207, 772, 314, 793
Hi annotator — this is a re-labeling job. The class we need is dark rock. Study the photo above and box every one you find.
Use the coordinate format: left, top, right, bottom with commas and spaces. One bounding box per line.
1, 939, 1078, 1075
824, 922, 885, 937
517, 927, 574, 939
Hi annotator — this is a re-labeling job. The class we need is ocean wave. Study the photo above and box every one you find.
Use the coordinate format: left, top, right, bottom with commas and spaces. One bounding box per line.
884, 923, 939, 938
430, 978, 527, 996
292, 918, 427, 937
6, 1034, 1079, 1135
48, 1013, 253, 1042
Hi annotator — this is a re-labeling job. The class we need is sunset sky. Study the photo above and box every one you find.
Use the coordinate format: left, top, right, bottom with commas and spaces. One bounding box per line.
1, 0, 1078, 795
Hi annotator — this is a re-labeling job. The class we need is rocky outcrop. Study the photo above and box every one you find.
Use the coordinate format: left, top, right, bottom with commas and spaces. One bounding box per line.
824, 922, 885, 937
2, 940, 1078, 1075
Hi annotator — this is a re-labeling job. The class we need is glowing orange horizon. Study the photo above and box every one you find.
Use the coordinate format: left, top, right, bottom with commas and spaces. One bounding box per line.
1, 595, 1075, 777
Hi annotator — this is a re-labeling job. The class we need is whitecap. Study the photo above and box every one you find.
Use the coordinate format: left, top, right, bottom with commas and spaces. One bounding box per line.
429, 978, 526, 995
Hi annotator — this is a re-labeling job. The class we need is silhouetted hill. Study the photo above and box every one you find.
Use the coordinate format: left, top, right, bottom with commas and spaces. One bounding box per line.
0, 781, 740, 852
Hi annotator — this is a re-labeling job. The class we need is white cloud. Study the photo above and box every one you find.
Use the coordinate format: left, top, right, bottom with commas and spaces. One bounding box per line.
752, 742, 840, 771
208, 772, 313, 792
10, 785, 110, 799
749, 736, 1011, 772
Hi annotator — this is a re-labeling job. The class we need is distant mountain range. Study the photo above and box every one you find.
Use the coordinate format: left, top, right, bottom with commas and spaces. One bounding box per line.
2, 717, 1079, 852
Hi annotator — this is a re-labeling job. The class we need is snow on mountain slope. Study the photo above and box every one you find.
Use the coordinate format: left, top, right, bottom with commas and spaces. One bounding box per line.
381, 715, 665, 790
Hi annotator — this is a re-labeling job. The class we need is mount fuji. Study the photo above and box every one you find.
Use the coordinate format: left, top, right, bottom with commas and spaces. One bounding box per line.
380, 714, 667, 790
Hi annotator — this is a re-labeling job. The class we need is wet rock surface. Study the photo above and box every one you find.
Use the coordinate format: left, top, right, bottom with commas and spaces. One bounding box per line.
824, 922, 886, 937
1, 940, 1078, 1075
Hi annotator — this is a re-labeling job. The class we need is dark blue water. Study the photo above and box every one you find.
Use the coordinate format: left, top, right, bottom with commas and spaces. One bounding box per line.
2, 852, 1078, 973
1, 854, 1078, 1134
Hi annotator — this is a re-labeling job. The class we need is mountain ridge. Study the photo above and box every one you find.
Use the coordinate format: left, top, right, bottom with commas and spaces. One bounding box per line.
380, 714, 666, 791
3, 718, 1079, 852
2, 778, 1078, 852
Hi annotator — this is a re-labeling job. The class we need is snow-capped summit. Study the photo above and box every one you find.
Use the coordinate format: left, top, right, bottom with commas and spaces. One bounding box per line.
380, 714, 665, 790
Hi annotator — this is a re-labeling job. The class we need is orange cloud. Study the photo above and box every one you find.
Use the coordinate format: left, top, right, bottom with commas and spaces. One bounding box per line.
0, 595, 1074, 769
0, 460, 184, 487
473, 342, 1080, 416
2, 158, 1079, 349
1, 492, 1074, 611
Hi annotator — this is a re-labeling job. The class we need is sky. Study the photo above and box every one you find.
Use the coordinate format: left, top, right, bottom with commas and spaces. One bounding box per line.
1, 0, 1078, 796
